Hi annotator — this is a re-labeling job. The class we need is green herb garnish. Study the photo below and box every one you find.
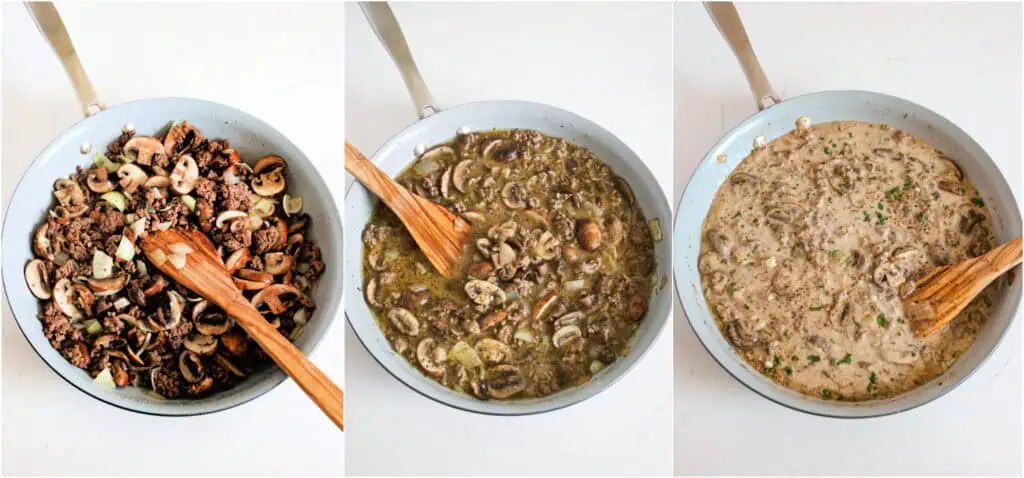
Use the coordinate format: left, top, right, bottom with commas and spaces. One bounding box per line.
876, 314, 888, 327
821, 389, 834, 400
833, 353, 852, 365
971, 197, 985, 207
808, 355, 821, 364
809, 305, 824, 311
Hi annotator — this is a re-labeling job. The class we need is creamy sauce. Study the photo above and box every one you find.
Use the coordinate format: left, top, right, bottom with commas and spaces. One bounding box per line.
700, 120, 997, 401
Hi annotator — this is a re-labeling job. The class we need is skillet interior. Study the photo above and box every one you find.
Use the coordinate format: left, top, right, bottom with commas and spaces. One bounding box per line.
673, 90, 1022, 418
345, 100, 672, 415
1, 97, 343, 416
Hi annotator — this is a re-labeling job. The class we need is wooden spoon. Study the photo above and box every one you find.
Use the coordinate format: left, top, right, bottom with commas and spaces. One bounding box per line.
906, 236, 1022, 339
139, 228, 344, 430
345, 141, 471, 278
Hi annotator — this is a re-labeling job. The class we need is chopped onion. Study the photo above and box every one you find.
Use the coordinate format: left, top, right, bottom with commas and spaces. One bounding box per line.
589, 360, 605, 374
169, 252, 187, 269
293, 308, 309, 326
151, 187, 162, 199
93, 153, 119, 173
83, 319, 103, 335
249, 215, 263, 230
449, 341, 483, 368
150, 249, 167, 266
513, 329, 537, 343
135, 260, 148, 276
156, 221, 172, 231
131, 218, 147, 239
92, 250, 113, 279
283, 194, 303, 216
251, 198, 276, 217
113, 297, 131, 310
125, 213, 136, 223
93, 368, 116, 390
564, 279, 586, 293
289, 325, 305, 340
413, 158, 441, 175
180, 195, 196, 211
116, 236, 135, 261
649, 218, 663, 243
100, 191, 127, 212
167, 242, 193, 255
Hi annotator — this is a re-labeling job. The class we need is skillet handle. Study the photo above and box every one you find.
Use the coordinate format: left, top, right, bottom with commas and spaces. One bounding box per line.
704, 2, 780, 110
26, 2, 104, 117
359, 2, 440, 119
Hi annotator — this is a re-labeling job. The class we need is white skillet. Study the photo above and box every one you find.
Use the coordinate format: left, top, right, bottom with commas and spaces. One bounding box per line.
344, 3, 672, 415
673, 3, 1022, 418
1, 3, 343, 417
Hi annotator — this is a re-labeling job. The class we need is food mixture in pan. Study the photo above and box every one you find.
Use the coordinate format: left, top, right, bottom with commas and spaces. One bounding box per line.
362, 129, 660, 400
24, 122, 324, 398
699, 119, 998, 401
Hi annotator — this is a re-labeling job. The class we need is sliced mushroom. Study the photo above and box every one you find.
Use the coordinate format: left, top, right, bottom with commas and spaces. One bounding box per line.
53, 278, 82, 318
365, 277, 382, 308
613, 177, 635, 205
87, 274, 126, 295
178, 351, 205, 383
533, 231, 561, 260
576, 219, 601, 251
33, 223, 52, 258
464, 279, 506, 306
117, 164, 148, 193
220, 330, 249, 357
531, 293, 559, 321
387, 308, 420, 336
193, 300, 234, 335
123, 136, 166, 165
266, 218, 288, 249
143, 276, 167, 296
480, 311, 508, 330
264, 252, 294, 275
238, 269, 274, 285
474, 338, 511, 364
253, 155, 287, 174
163, 122, 200, 154
606, 217, 624, 248
440, 166, 453, 199
487, 364, 526, 399
169, 155, 199, 194
553, 311, 584, 329
145, 175, 171, 188
251, 168, 286, 197
552, 325, 583, 349
224, 248, 251, 274
494, 243, 516, 268
183, 333, 218, 356
501, 182, 527, 209
416, 338, 447, 376
705, 228, 732, 257
215, 210, 248, 228
626, 295, 648, 321
250, 284, 304, 315
938, 178, 965, 196
282, 194, 302, 216
93, 334, 127, 350
53, 179, 85, 207
86, 168, 114, 193
482, 139, 518, 162
25, 259, 52, 299
462, 211, 486, 225
215, 354, 248, 377
452, 160, 473, 193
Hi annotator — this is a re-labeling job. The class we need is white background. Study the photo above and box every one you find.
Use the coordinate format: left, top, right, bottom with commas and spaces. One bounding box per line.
1, 4, 344, 476
345, 3, 673, 476
674, 2, 1022, 476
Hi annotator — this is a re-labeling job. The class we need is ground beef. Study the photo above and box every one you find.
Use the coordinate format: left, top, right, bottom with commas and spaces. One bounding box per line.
195, 198, 215, 232
216, 219, 252, 251
93, 207, 125, 235
105, 131, 134, 158
220, 183, 252, 212
299, 242, 326, 280
101, 315, 125, 335
247, 256, 264, 270
53, 260, 79, 281
164, 320, 194, 351
194, 178, 217, 203
41, 303, 82, 348
153, 368, 184, 398
157, 201, 191, 229
126, 281, 146, 307
252, 226, 281, 254
62, 217, 96, 260
62, 341, 90, 369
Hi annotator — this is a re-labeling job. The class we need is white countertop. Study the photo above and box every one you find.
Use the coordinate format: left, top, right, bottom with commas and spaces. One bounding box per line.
345, 3, 673, 476
674, 2, 1022, 475
1, 4, 344, 476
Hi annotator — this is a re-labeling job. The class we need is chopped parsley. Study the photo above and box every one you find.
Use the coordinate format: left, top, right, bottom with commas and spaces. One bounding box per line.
863, 211, 871, 222
876, 211, 888, 225
828, 249, 840, 259
733, 177, 747, 185
877, 201, 884, 210
824, 146, 832, 155
867, 371, 878, 392
932, 191, 940, 200
733, 211, 742, 218
876, 314, 888, 327
971, 197, 985, 207
885, 187, 902, 200
821, 389, 834, 400
727, 286, 739, 295
903, 178, 913, 190
809, 305, 824, 311
833, 353, 853, 365
784, 366, 793, 376
807, 355, 821, 364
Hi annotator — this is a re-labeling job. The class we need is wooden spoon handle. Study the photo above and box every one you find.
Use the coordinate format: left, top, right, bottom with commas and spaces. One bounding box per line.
344, 141, 404, 204
220, 294, 345, 430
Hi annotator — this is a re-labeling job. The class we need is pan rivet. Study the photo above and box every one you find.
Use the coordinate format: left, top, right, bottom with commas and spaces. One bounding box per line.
79, 142, 92, 154
414, 144, 426, 156
122, 123, 136, 134
458, 126, 471, 135
753, 135, 767, 150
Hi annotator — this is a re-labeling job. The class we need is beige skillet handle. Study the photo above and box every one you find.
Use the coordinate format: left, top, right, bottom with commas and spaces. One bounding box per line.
359, 2, 439, 119
704, 2, 780, 110
26, 2, 104, 117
